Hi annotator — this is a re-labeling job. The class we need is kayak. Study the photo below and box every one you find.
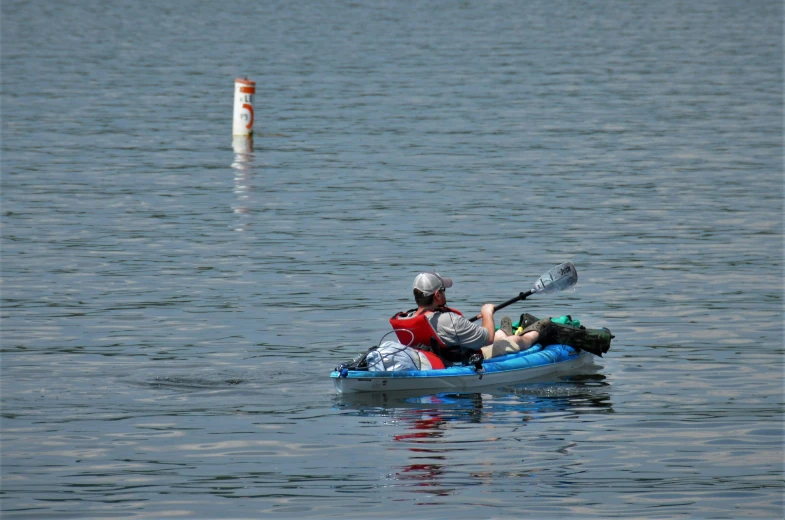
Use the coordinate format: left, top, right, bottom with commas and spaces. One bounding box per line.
331, 343, 595, 394
331, 263, 613, 395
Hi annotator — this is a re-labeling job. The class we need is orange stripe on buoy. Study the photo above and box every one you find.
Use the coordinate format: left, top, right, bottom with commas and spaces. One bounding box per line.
239, 86, 255, 94
243, 103, 254, 129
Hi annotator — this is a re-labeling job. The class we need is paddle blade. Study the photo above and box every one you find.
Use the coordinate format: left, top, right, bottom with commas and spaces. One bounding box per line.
531, 262, 578, 294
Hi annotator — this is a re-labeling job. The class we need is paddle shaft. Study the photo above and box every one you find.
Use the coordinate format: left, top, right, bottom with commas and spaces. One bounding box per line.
468, 289, 533, 322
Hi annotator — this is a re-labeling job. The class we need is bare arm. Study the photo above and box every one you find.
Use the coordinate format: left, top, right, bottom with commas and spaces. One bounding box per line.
479, 303, 495, 346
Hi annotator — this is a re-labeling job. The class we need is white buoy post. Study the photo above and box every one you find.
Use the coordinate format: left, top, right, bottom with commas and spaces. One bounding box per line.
233, 78, 256, 136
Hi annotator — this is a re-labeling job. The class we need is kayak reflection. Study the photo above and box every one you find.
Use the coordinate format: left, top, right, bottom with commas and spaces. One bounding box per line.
334, 370, 612, 418
335, 374, 612, 496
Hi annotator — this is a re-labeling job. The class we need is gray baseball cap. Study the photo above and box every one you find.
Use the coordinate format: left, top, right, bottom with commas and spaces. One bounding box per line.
413, 272, 453, 296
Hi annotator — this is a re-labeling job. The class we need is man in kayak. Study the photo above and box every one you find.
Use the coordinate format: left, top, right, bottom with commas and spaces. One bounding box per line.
390, 271, 542, 363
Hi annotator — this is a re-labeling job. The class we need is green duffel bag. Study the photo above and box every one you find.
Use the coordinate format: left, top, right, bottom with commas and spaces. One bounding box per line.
516, 314, 613, 357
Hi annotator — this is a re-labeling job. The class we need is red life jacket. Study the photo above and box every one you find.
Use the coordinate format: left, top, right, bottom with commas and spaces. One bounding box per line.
389, 306, 464, 365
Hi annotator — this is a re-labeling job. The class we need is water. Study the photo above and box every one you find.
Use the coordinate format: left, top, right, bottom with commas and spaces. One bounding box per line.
2, 0, 782, 518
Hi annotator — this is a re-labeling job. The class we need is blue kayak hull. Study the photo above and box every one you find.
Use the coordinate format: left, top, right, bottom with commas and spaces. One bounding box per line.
331, 344, 593, 394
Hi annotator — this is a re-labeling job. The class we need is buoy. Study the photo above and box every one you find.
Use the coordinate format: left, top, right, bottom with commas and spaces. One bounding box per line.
233, 78, 256, 136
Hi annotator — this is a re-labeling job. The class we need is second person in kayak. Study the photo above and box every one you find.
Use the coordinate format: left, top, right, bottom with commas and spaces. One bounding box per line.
389, 271, 541, 364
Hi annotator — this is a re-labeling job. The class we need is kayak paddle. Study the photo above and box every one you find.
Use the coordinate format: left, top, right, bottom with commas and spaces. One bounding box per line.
468, 262, 578, 323
467, 261, 612, 357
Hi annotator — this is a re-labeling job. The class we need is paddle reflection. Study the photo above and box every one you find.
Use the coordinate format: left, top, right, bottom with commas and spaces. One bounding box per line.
335, 375, 613, 496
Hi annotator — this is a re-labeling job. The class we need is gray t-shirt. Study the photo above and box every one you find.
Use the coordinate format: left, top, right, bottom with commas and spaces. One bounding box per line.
427, 311, 490, 351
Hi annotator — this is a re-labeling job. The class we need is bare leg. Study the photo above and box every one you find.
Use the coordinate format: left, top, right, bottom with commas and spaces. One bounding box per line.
493, 329, 539, 349
483, 330, 540, 359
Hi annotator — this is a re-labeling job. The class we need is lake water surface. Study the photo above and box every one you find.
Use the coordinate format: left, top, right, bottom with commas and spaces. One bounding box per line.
2, 0, 782, 518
